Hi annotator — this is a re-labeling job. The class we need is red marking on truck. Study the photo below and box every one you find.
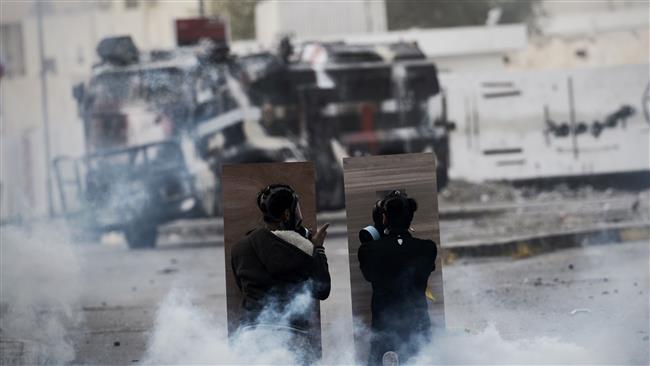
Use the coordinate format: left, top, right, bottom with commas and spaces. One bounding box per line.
360, 103, 378, 154
175, 17, 226, 46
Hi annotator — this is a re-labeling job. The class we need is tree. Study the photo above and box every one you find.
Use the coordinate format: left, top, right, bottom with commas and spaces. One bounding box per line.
385, 0, 542, 33
208, 0, 260, 41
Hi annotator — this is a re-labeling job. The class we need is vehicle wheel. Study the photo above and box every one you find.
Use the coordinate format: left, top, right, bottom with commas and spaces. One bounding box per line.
124, 224, 158, 249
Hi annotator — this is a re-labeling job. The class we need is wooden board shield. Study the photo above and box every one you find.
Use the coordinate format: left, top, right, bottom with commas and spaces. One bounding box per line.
221, 162, 321, 356
342, 153, 445, 361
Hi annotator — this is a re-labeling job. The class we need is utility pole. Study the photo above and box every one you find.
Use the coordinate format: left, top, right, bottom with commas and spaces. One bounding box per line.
36, 1, 54, 217
199, 0, 205, 17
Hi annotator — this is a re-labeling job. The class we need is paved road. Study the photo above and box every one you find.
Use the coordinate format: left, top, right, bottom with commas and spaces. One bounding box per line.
64, 231, 649, 365
443, 241, 650, 365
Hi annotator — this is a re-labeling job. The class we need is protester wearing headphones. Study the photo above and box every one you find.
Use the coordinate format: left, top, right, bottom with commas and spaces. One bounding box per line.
358, 191, 438, 366
231, 184, 331, 343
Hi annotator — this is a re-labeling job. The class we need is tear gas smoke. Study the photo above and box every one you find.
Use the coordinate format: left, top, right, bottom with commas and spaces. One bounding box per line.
0, 222, 83, 364
142, 289, 308, 365
142, 284, 621, 365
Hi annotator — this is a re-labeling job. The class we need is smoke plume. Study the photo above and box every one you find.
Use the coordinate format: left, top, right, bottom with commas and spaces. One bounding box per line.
141, 284, 623, 365
0, 222, 83, 364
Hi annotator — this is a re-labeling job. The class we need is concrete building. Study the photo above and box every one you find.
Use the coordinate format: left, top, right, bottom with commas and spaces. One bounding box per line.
509, 0, 649, 69
443, 1, 650, 181
0, 0, 198, 219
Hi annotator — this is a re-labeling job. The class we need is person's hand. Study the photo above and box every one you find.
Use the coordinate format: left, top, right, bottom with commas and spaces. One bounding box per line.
311, 223, 330, 248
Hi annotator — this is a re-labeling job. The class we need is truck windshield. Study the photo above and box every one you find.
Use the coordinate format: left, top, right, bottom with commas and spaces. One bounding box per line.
89, 67, 188, 106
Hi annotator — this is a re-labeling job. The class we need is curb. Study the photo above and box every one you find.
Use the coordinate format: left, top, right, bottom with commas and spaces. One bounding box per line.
442, 222, 650, 260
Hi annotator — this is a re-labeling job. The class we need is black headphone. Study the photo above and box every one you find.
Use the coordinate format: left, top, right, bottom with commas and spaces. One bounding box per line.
257, 184, 313, 240
373, 190, 414, 231
372, 190, 417, 233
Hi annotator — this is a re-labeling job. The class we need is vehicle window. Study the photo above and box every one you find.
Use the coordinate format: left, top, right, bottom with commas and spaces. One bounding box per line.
89, 68, 189, 105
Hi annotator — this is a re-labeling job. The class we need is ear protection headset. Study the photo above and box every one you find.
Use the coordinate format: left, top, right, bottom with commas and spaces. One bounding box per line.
373, 190, 409, 228
257, 184, 312, 239
360, 190, 411, 242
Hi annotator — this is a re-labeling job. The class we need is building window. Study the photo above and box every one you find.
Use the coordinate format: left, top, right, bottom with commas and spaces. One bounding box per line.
0, 23, 26, 77
124, 0, 139, 9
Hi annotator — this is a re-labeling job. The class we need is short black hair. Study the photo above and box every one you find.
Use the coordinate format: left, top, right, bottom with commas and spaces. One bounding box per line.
384, 194, 417, 230
257, 184, 296, 223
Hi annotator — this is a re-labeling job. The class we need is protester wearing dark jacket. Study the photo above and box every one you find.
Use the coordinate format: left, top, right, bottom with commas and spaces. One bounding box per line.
358, 191, 437, 365
231, 184, 331, 331
232, 226, 331, 329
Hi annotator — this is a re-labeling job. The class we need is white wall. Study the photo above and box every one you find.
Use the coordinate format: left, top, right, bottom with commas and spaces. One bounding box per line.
509, 29, 649, 70
541, 0, 648, 20
255, 0, 387, 47
508, 0, 650, 69
434, 54, 506, 73
442, 64, 650, 182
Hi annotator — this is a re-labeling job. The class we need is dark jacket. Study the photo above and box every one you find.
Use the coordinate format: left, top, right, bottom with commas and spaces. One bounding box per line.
358, 231, 437, 364
231, 228, 331, 330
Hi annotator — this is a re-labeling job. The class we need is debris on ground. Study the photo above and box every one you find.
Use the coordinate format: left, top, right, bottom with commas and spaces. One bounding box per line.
438, 181, 650, 245
440, 180, 517, 204
570, 308, 591, 315
113, 341, 120, 347
157, 267, 179, 275
439, 180, 647, 206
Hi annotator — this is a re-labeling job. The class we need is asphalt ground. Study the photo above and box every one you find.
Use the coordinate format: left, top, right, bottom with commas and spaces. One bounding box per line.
56, 234, 650, 365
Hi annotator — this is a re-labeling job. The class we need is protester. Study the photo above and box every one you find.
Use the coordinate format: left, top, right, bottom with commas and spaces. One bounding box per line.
231, 184, 330, 363
358, 190, 437, 365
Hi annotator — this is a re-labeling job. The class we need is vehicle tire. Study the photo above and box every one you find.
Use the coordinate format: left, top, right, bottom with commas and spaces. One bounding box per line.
124, 224, 158, 249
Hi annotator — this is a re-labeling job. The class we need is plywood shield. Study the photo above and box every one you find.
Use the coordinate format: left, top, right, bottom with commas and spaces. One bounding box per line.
221, 162, 320, 355
342, 153, 445, 361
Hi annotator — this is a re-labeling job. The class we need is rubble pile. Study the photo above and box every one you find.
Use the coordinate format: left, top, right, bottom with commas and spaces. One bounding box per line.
439, 180, 516, 204
440, 180, 646, 205
439, 180, 649, 245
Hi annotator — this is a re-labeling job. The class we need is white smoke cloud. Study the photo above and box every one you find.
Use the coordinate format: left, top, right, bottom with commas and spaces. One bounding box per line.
141, 289, 304, 365
141, 285, 621, 366
0, 222, 83, 364
413, 325, 601, 365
